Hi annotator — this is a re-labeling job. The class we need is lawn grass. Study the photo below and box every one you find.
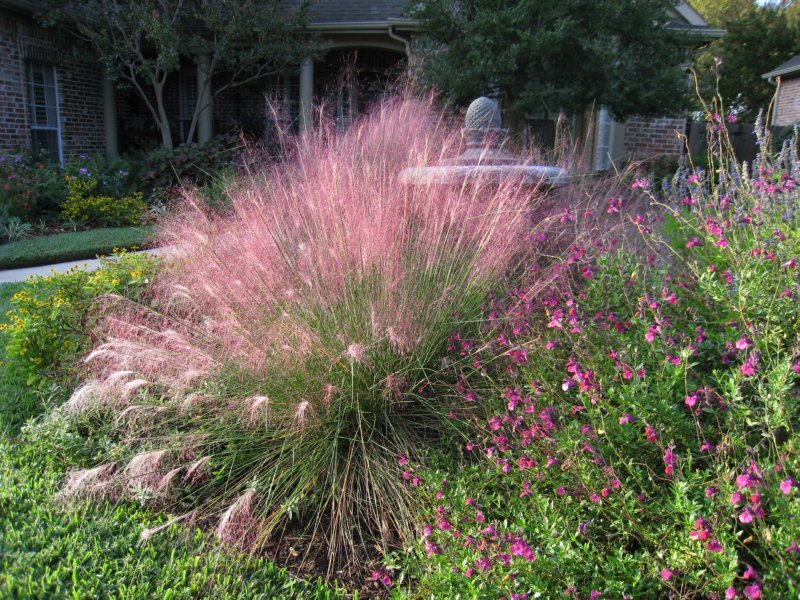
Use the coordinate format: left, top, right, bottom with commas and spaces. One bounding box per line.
0, 227, 154, 270
0, 282, 342, 600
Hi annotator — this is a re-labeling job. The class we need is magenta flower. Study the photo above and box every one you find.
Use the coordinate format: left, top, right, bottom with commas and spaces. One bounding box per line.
618, 412, 636, 425
725, 586, 739, 600
785, 541, 800, 553
661, 568, 674, 581
780, 476, 796, 495
742, 564, 759, 581
735, 337, 751, 350
590, 591, 602, 600
631, 178, 650, 190
743, 584, 761, 599
685, 237, 701, 248
700, 440, 717, 453
508, 537, 536, 561
474, 557, 492, 572
707, 538, 723, 552
740, 359, 757, 377
663, 447, 677, 475
644, 424, 658, 443
738, 508, 754, 524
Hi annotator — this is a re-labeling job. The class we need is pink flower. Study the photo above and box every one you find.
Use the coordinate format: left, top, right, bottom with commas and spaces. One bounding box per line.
742, 564, 759, 580
700, 440, 717, 453
735, 337, 751, 350
785, 541, 800, 553
618, 412, 636, 425
725, 586, 739, 600
743, 585, 761, 599
740, 358, 757, 377
780, 476, 796, 495
706, 487, 718, 498
738, 508, 754, 524
398, 455, 408, 466
707, 538, 723, 552
685, 237, 701, 248
663, 447, 678, 475
661, 568, 674, 581
631, 178, 650, 190
644, 424, 658, 443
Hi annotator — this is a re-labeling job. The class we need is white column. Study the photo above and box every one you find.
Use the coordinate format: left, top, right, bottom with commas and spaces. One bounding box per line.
299, 57, 314, 133
197, 54, 213, 143
102, 75, 119, 158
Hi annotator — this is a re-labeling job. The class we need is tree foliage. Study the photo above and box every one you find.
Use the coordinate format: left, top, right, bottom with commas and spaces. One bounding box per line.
411, 0, 697, 121
45, 0, 317, 149
693, 3, 800, 120
689, 0, 752, 27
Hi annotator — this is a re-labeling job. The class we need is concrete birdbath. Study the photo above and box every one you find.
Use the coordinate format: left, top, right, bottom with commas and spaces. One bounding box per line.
399, 96, 568, 188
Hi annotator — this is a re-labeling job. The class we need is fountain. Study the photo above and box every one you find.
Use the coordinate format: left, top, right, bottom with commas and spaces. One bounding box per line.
399, 96, 568, 187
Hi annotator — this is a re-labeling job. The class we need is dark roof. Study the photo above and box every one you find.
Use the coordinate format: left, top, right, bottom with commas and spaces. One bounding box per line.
285, 0, 412, 25
763, 55, 800, 79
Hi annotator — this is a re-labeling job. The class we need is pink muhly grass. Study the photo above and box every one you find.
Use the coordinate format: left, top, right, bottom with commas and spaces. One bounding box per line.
68, 95, 546, 574
58, 463, 118, 502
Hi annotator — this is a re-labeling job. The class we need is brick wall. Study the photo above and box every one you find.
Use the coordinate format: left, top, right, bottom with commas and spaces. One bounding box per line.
775, 77, 800, 126
0, 11, 30, 153
623, 115, 686, 159
0, 8, 105, 159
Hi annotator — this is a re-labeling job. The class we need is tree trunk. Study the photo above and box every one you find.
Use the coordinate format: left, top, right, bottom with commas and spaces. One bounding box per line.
153, 80, 174, 151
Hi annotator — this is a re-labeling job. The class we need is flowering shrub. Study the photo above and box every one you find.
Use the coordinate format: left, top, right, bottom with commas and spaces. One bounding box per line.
393, 129, 800, 597
0, 151, 67, 220
0, 251, 159, 387
59, 98, 545, 574
62, 172, 147, 227
0, 151, 142, 224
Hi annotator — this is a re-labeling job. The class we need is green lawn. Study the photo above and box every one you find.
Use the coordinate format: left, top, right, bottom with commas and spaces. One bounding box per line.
0, 282, 341, 600
0, 227, 154, 270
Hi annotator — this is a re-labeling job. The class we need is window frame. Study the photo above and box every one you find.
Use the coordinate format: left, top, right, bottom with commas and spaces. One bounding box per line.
27, 61, 63, 164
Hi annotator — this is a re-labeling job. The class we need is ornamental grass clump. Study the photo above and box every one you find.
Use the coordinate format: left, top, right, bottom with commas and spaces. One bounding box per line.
65, 97, 541, 573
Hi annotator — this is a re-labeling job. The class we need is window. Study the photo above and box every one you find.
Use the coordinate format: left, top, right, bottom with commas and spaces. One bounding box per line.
27, 62, 62, 162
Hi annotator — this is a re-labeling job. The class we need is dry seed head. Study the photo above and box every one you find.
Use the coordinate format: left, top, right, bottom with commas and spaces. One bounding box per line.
59, 463, 117, 501
122, 449, 170, 495
216, 490, 257, 548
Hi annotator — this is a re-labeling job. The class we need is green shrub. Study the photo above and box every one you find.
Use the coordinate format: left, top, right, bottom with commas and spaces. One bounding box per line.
0, 251, 159, 387
62, 172, 147, 227
139, 134, 241, 195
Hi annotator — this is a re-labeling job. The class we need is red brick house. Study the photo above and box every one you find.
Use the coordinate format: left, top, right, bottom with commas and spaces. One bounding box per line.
0, 0, 720, 169
763, 55, 800, 127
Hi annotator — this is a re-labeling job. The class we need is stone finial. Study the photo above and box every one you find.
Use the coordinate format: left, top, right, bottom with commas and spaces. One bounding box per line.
464, 97, 503, 146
